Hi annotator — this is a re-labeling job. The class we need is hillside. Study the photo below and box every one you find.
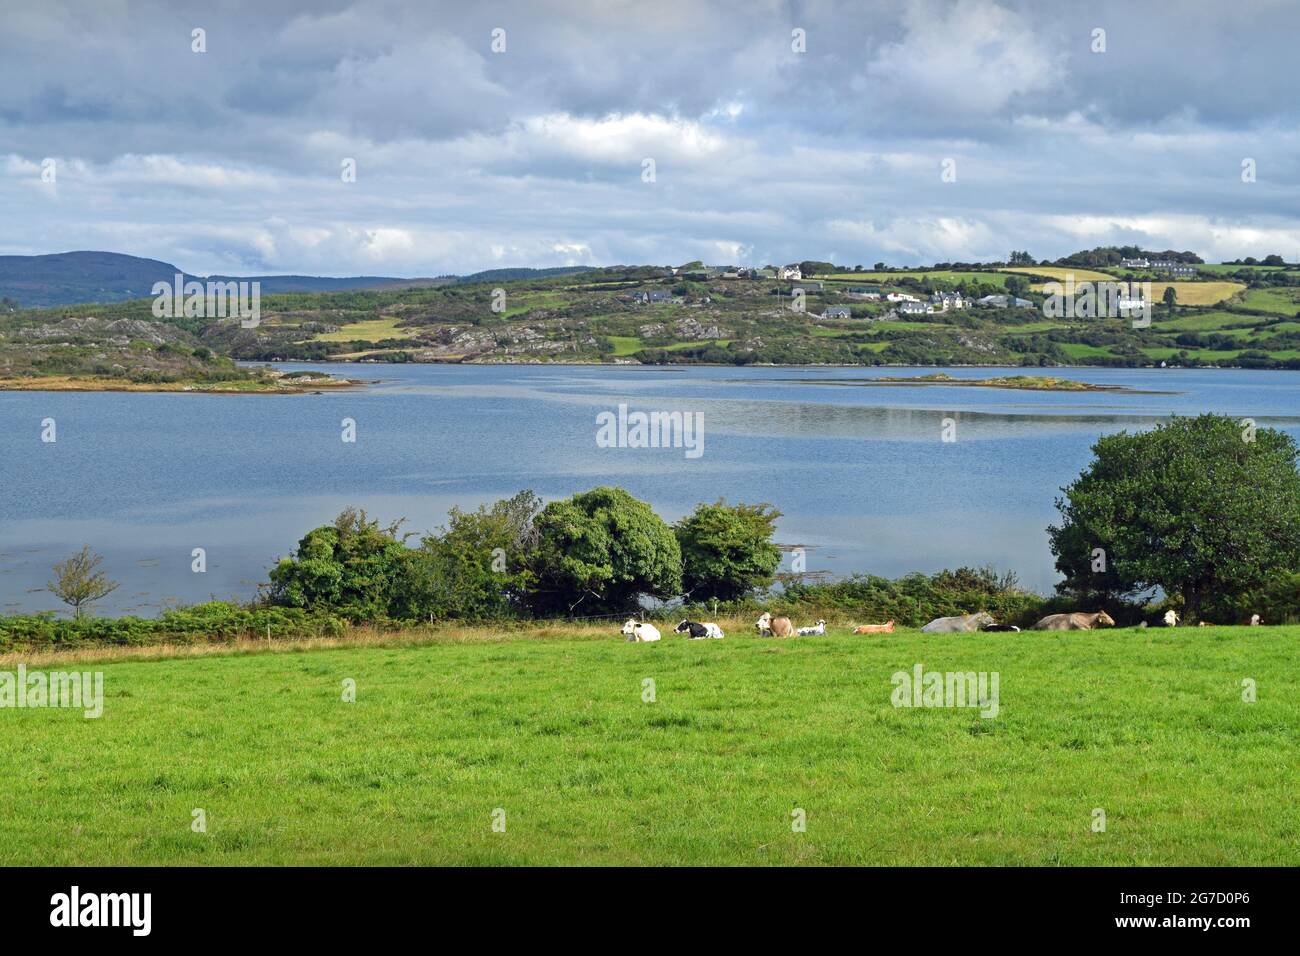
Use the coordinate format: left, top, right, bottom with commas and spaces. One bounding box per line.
4, 258, 1300, 381
0, 251, 600, 308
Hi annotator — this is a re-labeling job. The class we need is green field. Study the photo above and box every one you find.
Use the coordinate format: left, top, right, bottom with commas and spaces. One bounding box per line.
822, 271, 1010, 287
3, 624, 1296, 865
1239, 288, 1300, 316
313, 317, 421, 343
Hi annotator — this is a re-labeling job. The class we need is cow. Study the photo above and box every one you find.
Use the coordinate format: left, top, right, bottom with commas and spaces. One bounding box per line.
1032, 611, 1116, 631
981, 623, 1021, 632
769, 616, 796, 637
675, 620, 724, 639
1250, 614, 1262, 626
796, 619, 826, 636
1164, 610, 1179, 627
852, 620, 895, 634
621, 619, 661, 642
920, 612, 995, 633
756, 612, 773, 635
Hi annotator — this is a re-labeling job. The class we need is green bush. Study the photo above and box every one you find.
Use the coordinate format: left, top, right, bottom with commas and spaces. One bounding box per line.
675, 500, 781, 601
528, 486, 682, 615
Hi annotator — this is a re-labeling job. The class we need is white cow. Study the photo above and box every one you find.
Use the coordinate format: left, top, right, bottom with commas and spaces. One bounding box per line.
1164, 610, 1179, 627
703, 622, 725, 639
796, 619, 826, 636
1250, 614, 1261, 626
755, 612, 773, 635
621, 619, 661, 642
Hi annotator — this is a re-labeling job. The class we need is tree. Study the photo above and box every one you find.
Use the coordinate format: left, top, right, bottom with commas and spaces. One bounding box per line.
1162, 285, 1177, 315
675, 500, 782, 601
528, 486, 681, 615
48, 546, 119, 618
1048, 414, 1300, 620
401, 491, 542, 622
269, 508, 410, 620
1004, 274, 1031, 298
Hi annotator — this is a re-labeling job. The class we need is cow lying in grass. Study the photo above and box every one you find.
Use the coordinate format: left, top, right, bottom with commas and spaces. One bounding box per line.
852, 620, 895, 634
1032, 611, 1116, 630
621, 619, 661, 642
920, 612, 995, 633
796, 620, 826, 636
674, 620, 724, 639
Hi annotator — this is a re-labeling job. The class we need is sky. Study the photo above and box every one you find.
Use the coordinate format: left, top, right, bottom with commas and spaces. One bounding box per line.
2, 0, 1299, 277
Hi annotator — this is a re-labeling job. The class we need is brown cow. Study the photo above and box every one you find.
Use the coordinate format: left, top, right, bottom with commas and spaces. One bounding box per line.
1032, 611, 1116, 631
853, 621, 895, 634
769, 616, 795, 637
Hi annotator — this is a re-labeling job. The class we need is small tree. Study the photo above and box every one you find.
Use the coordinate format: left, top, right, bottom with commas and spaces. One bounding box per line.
675, 500, 782, 602
1163, 285, 1177, 316
48, 546, 119, 618
1048, 414, 1300, 620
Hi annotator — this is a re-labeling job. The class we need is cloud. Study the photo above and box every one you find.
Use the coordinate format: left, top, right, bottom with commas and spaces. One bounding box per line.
0, 0, 1297, 274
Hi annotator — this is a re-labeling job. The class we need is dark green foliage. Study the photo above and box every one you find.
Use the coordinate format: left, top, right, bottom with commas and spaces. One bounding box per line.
0, 601, 346, 650
675, 500, 782, 601
528, 486, 682, 615
268, 508, 411, 621
1049, 414, 1300, 620
777, 566, 1045, 627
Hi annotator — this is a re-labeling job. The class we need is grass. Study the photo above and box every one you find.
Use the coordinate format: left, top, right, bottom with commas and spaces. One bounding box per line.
313, 317, 422, 343
1000, 266, 1117, 283
1026, 280, 1244, 307
1238, 288, 1300, 316
2, 622, 1296, 865
822, 271, 1011, 287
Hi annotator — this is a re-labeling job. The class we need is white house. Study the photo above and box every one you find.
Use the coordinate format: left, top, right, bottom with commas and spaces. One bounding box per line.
780, 265, 803, 280
929, 291, 966, 311
885, 292, 919, 303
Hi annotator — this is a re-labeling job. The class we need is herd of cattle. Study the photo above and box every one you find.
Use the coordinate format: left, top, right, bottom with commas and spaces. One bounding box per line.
619, 607, 1254, 642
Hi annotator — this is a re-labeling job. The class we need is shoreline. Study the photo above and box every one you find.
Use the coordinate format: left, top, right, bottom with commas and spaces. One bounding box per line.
0, 374, 365, 394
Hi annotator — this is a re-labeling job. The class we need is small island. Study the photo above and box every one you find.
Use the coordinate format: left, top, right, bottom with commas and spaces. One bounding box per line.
0, 369, 361, 394
786, 372, 1175, 393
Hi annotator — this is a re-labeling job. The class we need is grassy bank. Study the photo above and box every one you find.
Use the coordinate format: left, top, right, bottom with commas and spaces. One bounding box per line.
2, 621, 1295, 865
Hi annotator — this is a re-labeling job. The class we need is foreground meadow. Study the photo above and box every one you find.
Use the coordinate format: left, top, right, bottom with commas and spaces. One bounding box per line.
1, 624, 1296, 865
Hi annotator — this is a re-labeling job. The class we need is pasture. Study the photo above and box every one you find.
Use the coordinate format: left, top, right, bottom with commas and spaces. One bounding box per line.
2, 622, 1295, 865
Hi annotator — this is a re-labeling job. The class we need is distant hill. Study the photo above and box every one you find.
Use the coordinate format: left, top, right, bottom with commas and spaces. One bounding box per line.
0, 252, 598, 308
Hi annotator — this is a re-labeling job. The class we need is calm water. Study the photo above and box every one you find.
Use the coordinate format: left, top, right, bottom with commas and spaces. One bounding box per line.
3, 363, 1299, 616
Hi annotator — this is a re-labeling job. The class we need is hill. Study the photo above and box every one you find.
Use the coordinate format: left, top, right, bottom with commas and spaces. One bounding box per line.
0, 251, 600, 308
6, 259, 1300, 380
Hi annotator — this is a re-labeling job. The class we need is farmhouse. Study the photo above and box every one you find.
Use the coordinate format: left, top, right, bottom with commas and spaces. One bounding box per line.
780, 264, 803, 280
628, 290, 672, 305
822, 306, 852, 319
1120, 257, 1150, 268
929, 291, 966, 311
897, 300, 930, 315
886, 292, 919, 303
1151, 260, 1195, 277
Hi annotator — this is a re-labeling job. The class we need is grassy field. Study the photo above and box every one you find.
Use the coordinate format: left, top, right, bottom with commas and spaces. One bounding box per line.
1239, 287, 1300, 316
822, 271, 1011, 287
1000, 266, 1117, 283
313, 317, 421, 343
1025, 279, 1244, 306
2, 622, 1296, 865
